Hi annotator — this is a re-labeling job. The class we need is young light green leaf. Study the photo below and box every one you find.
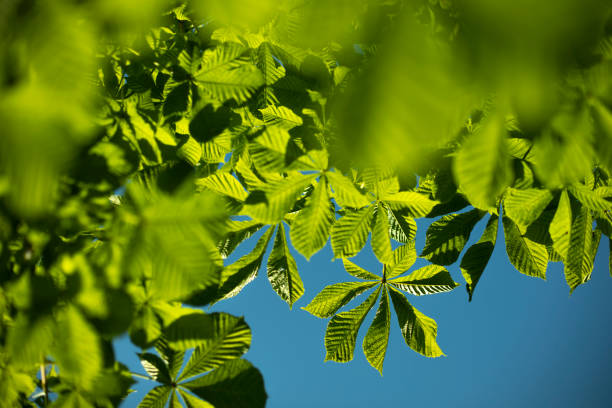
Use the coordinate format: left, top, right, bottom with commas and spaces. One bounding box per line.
363, 286, 390, 374
453, 114, 513, 210
324, 286, 381, 362
380, 191, 438, 217
387, 208, 417, 244
267, 224, 304, 307
384, 244, 417, 279
421, 209, 484, 265
343, 259, 380, 281
549, 190, 572, 260
180, 313, 252, 381
217, 227, 274, 301
303, 281, 378, 318
331, 206, 375, 258
196, 172, 248, 201
218, 220, 264, 258
371, 203, 394, 263
565, 206, 596, 293
242, 173, 317, 224
326, 171, 371, 208
568, 185, 612, 215
503, 216, 548, 279
460, 214, 499, 301
390, 265, 459, 296
195, 44, 264, 103
260, 105, 303, 130
503, 187, 554, 231
290, 177, 335, 259
388, 286, 443, 357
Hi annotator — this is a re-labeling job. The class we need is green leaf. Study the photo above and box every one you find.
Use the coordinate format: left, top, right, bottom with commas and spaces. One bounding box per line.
362, 286, 391, 374
179, 390, 214, 408
180, 313, 252, 381
267, 224, 304, 307
53, 306, 102, 390
331, 206, 375, 258
453, 114, 513, 210
324, 286, 381, 362
260, 105, 303, 130
243, 173, 317, 224
164, 313, 214, 351
549, 190, 572, 260
371, 203, 394, 263
217, 227, 274, 301
196, 173, 248, 201
183, 359, 267, 408
290, 177, 335, 259
460, 214, 499, 301
565, 206, 596, 292
195, 43, 264, 103
177, 136, 202, 166
130, 306, 162, 349
390, 265, 459, 296
137, 385, 172, 408
326, 171, 371, 208
303, 282, 377, 318
248, 127, 291, 172
502, 216, 548, 279
343, 259, 380, 281
388, 286, 443, 357
380, 191, 438, 217
139, 353, 172, 384
421, 209, 484, 265
218, 220, 264, 258
568, 185, 612, 215
155, 336, 185, 380
503, 188, 554, 231
387, 208, 417, 244
384, 244, 417, 279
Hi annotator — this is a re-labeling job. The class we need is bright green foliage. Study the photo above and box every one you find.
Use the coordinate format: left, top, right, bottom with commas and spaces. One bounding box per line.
305, 248, 459, 372
1, 0, 612, 405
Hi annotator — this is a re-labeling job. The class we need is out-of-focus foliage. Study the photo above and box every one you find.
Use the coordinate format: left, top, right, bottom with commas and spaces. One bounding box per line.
0, 0, 611, 406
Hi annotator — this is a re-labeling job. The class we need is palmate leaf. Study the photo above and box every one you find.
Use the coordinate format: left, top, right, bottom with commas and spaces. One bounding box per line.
460, 214, 499, 301
363, 286, 390, 375
267, 224, 304, 308
453, 114, 513, 210
216, 227, 274, 301
195, 43, 264, 103
421, 209, 484, 265
196, 172, 248, 202
180, 313, 252, 381
324, 286, 381, 363
182, 359, 266, 408
549, 190, 572, 260
290, 177, 335, 259
388, 286, 444, 357
503, 187, 554, 231
384, 244, 417, 279
371, 202, 394, 263
303, 281, 377, 318
326, 171, 371, 208
138, 385, 172, 408
242, 173, 317, 224
390, 265, 459, 296
218, 220, 264, 258
331, 206, 375, 258
380, 191, 438, 217
387, 208, 417, 244
53, 306, 102, 391
565, 206, 598, 292
259, 105, 303, 130
502, 216, 548, 279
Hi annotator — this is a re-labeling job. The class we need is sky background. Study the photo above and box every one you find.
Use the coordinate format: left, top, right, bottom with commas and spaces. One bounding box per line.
116, 215, 612, 408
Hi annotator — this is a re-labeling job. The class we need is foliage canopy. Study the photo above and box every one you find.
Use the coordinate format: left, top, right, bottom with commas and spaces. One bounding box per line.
1, 0, 611, 406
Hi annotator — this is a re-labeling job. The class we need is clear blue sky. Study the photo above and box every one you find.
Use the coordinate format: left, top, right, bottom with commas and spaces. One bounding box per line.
117, 215, 612, 407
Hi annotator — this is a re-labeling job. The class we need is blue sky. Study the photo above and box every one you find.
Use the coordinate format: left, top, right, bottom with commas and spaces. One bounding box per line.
117, 216, 612, 407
